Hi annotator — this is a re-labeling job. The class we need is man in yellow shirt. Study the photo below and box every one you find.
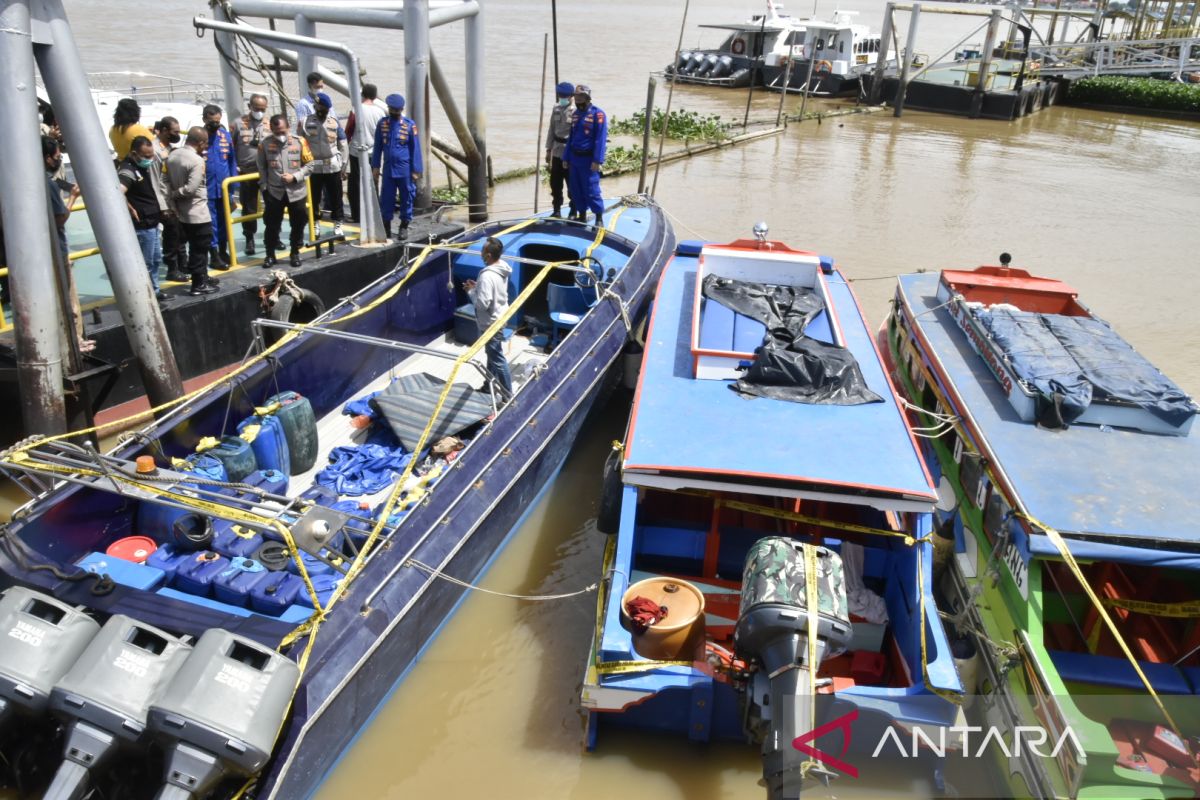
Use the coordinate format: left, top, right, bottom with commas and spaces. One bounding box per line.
108, 98, 153, 161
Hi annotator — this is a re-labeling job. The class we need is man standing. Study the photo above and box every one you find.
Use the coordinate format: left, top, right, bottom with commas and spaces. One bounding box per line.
233, 94, 269, 255
257, 114, 315, 268
544, 81, 574, 218
152, 117, 187, 282
464, 237, 513, 402
371, 93, 422, 241
165, 127, 216, 296
202, 104, 237, 270
564, 85, 607, 227
42, 135, 79, 264
294, 72, 327, 130
345, 83, 387, 223
299, 93, 348, 237
117, 136, 168, 302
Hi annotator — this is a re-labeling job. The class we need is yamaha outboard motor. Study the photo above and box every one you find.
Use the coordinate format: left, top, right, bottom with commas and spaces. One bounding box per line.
683, 52, 704, 74
147, 629, 299, 800
714, 55, 734, 78
0, 587, 99, 730
44, 616, 192, 800
734, 538, 852, 800
699, 53, 721, 77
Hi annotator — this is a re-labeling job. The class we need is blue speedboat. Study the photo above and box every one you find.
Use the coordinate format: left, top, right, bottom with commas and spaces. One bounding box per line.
0, 198, 674, 800
581, 229, 963, 797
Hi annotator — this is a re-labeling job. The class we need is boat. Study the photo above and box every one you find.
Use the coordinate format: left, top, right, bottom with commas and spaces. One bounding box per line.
666, 1, 807, 89
760, 11, 886, 97
884, 260, 1200, 798
0, 198, 675, 800
580, 226, 964, 797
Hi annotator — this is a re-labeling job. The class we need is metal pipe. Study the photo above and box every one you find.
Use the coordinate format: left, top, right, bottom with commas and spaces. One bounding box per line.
0, 0, 67, 435
970, 9, 1003, 118
254, 38, 349, 97
194, 16, 387, 243
742, 11, 769, 130
35, 0, 184, 410
293, 13, 316, 100
775, 43, 794, 125
463, 1, 488, 222
869, 3, 895, 105
228, 0, 479, 30
211, 0, 244, 117
652, 0, 689, 196
637, 75, 656, 194
550, 0, 559, 85
404, 0, 432, 213
892, 2, 922, 117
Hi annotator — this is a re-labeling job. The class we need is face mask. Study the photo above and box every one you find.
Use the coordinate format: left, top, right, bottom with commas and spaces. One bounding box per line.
136, 158, 152, 169
558, 98, 569, 107
167, 132, 181, 144
276, 133, 288, 144
250, 110, 264, 121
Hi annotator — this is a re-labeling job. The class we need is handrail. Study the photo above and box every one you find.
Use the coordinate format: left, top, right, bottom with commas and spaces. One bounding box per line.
221, 172, 317, 270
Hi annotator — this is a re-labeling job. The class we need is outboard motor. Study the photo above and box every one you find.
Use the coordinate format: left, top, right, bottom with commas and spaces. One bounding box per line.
147, 629, 300, 800
0, 587, 99, 729
44, 616, 192, 800
699, 53, 721, 77
683, 52, 704, 74
714, 54, 734, 78
734, 538, 852, 800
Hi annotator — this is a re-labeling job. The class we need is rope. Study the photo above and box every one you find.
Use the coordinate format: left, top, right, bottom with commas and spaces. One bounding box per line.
405, 558, 599, 600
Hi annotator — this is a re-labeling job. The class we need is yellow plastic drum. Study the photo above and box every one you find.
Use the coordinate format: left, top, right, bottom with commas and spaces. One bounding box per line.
619, 577, 706, 661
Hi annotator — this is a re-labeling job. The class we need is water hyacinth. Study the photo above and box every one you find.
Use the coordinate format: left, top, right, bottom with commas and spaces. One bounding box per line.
1068, 76, 1200, 113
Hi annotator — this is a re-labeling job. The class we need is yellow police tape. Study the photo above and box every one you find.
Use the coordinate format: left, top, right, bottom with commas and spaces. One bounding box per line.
893, 307, 1182, 736
1102, 597, 1200, 618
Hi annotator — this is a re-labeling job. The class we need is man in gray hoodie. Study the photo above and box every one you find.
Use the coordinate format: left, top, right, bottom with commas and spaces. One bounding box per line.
464, 236, 513, 401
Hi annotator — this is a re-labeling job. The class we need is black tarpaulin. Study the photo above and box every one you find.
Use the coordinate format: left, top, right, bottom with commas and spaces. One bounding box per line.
370, 374, 494, 451
978, 307, 1196, 428
701, 274, 882, 405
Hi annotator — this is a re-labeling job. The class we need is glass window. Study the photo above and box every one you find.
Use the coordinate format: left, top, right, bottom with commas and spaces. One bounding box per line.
816, 38, 825, 49
839, 40, 845, 53
785, 30, 807, 47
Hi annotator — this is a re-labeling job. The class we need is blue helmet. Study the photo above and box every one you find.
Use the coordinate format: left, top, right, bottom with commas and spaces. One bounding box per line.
385, 93, 405, 110
555, 81, 574, 98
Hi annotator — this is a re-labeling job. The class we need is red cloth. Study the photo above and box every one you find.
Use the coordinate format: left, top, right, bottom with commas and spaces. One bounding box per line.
345, 110, 357, 140
626, 595, 667, 633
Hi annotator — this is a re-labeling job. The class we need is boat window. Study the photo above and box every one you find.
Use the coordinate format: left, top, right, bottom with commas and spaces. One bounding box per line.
784, 30, 806, 47
815, 38, 825, 50
984, 490, 1010, 541
839, 40, 845, 53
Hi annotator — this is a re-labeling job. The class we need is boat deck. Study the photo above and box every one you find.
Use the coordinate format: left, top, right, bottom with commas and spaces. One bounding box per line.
898, 271, 1200, 548
624, 253, 936, 512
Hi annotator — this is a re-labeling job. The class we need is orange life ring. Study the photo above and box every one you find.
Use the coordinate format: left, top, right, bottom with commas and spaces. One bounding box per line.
815, 59, 833, 75
731, 38, 746, 55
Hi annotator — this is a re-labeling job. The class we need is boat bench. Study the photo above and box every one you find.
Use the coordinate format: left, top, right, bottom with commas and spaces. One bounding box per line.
698, 300, 766, 354
1048, 649, 1194, 695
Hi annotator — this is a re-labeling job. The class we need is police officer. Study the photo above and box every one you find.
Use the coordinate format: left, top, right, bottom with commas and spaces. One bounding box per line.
371, 93, 423, 240
544, 81, 574, 218
300, 92, 349, 236
233, 95, 269, 255
564, 85, 607, 227
203, 104, 237, 269
257, 114, 315, 268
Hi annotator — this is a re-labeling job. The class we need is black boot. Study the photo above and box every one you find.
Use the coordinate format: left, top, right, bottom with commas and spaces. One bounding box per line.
262, 249, 276, 268
552, 205, 562, 218
165, 268, 189, 282
244, 235, 256, 256
399, 220, 410, 241
289, 248, 302, 268
210, 247, 229, 271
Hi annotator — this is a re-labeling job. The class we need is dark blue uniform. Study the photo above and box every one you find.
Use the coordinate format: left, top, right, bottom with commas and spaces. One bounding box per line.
566, 104, 607, 220
371, 115, 423, 227
205, 126, 237, 251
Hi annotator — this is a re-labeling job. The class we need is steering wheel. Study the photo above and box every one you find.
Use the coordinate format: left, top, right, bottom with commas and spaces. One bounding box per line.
574, 256, 604, 290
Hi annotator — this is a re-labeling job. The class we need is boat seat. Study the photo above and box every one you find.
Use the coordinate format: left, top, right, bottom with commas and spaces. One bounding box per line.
732, 313, 766, 353
1048, 650, 1192, 695
698, 300, 736, 352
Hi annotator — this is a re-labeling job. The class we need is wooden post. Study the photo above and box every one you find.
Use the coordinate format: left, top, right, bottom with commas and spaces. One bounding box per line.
534, 33, 547, 213
892, 3, 922, 117
775, 42, 795, 126
638, 75, 656, 194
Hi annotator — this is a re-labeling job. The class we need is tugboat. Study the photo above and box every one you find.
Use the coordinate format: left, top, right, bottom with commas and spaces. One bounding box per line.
885, 258, 1200, 799
0, 199, 675, 799
582, 225, 963, 798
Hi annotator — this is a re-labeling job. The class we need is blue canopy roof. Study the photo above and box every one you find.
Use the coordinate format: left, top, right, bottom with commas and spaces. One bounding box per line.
623, 251, 936, 512
898, 271, 1200, 547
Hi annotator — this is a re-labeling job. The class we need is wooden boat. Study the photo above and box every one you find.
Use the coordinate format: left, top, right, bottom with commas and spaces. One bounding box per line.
0, 198, 674, 800
885, 262, 1200, 798
581, 231, 963, 797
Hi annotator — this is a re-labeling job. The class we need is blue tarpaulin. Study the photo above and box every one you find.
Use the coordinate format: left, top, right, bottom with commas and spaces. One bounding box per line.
315, 444, 412, 496
976, 308, 1195, 427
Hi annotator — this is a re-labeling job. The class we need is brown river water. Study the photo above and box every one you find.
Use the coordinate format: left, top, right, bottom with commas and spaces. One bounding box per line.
12, 1, 1200, 798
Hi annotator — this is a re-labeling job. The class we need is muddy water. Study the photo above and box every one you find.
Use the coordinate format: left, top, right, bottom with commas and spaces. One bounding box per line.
38, 2, 1200, 798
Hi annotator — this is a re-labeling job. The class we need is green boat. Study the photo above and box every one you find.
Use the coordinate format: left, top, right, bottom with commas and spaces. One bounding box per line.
884, 262, 1200, 799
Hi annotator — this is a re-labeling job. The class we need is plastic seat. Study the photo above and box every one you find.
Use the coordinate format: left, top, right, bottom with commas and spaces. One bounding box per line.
549, 283, 591, 345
